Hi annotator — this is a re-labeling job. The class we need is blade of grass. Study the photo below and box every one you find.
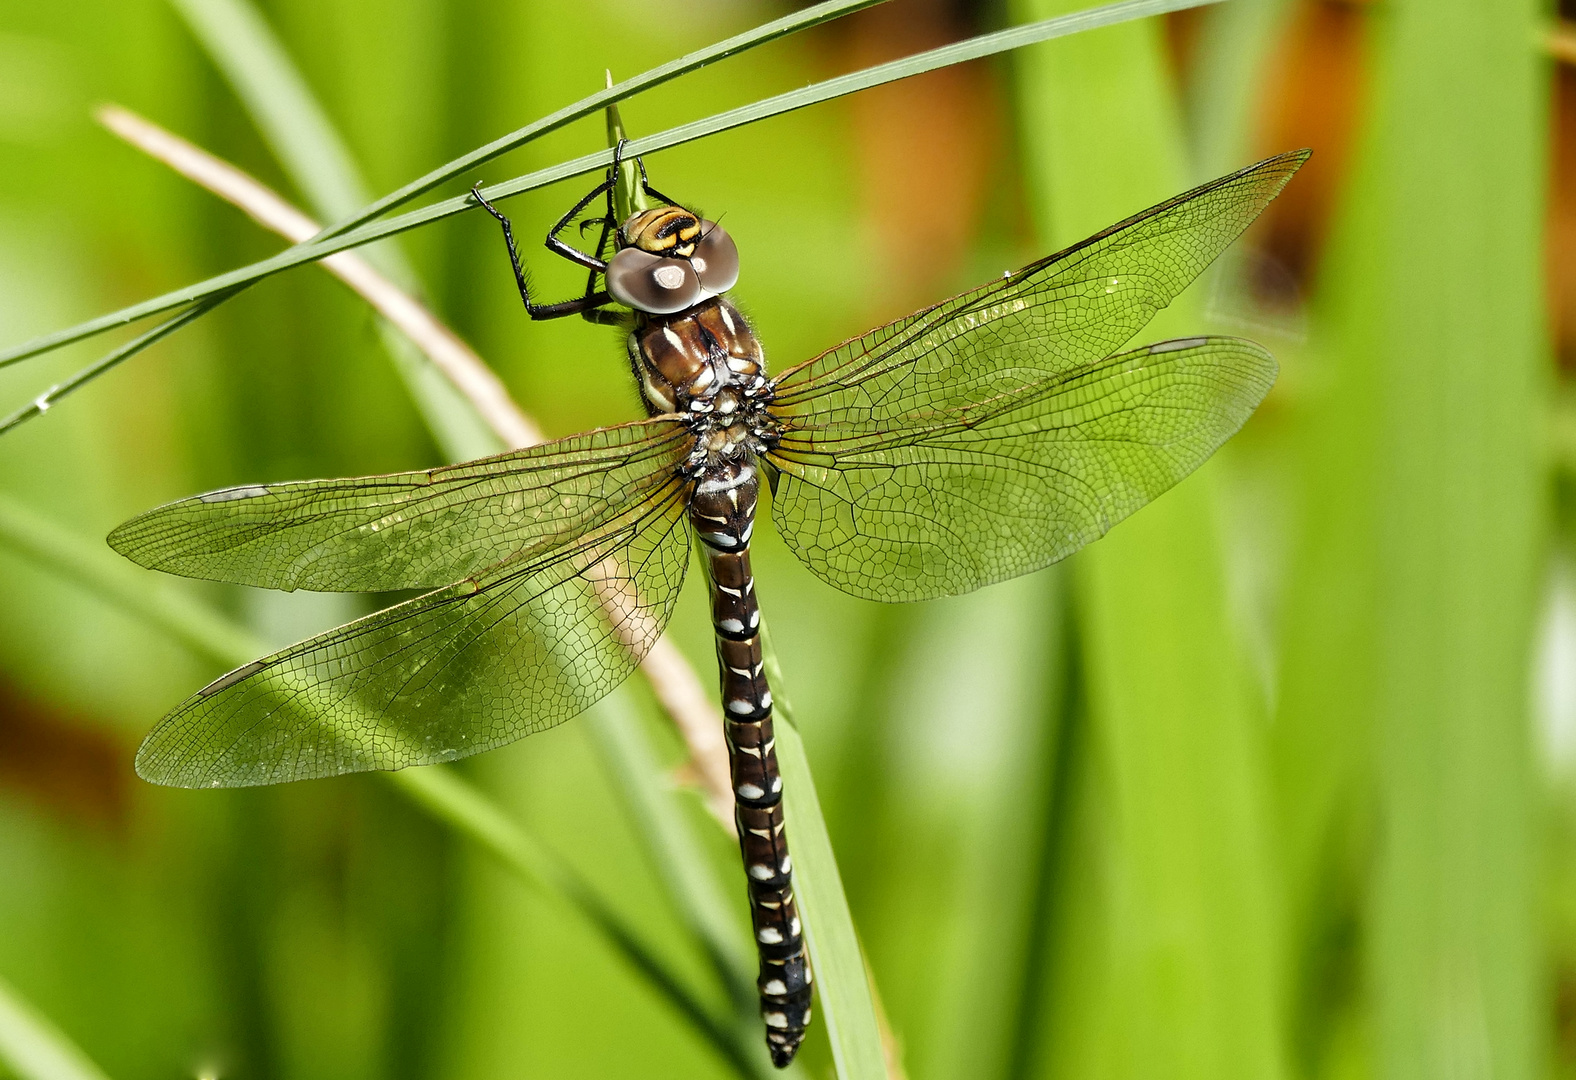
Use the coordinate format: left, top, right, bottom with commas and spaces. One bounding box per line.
1012, 2, 1287, 1077
586, 698, 757, 1013
0, 492, 767, 1080
0, 975, 114, 1080
1354, 3, 1544, 1078
0, 0, 1220, 377
0, 0, 888, 372
0, 295, 229, 437
760, 623, 887, 1080
168, 0, 509, 460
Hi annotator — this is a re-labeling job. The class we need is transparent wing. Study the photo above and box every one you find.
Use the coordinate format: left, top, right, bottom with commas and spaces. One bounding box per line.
135, 475, 692, 787
109, 418, 693, 591
765, 337, 1275, 601
769, 150, 1305, 420
761, 151, 1305, 602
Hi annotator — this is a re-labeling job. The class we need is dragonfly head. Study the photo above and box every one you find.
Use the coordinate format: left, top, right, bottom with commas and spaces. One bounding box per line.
607, 210, 740, 314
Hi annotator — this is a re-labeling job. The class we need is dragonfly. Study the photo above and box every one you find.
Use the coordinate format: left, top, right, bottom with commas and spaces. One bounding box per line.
109, 144, 1308, 1066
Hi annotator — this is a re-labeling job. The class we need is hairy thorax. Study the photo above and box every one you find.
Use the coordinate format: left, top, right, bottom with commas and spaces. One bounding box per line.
628, 296, 778, 473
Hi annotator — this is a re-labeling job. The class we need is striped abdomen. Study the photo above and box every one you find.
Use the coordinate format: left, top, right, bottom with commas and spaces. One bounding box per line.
689, 455, 811, 1067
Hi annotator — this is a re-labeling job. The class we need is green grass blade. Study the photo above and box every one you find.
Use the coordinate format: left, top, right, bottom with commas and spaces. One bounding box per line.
0, 0, 1219, 376
1012, 3, 1287, 1077
0, 975, 114, 1080
586, 699, 758, 1013
168, 0, 501, 461
0, 0, 888, 396
308, 0, 887, 242
1351, 3, 1545, 1077
0, 296, 222, 438
760, 625, 886, 1080
0, 493, 762, 1078
168, 0, 373, 224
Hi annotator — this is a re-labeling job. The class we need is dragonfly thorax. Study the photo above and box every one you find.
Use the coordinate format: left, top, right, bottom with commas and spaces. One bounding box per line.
630, 296, 772, 415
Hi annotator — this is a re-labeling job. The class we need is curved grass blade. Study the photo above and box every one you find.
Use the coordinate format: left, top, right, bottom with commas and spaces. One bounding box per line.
0, 492, 767, 1079
169, 0, 374, 224
0, 295, 226, 437
0, 975, 114, 1080
167, 0, 504, 459
0, 0, 887, 372
0, 0, 1219, 378
308, 0, 887, 243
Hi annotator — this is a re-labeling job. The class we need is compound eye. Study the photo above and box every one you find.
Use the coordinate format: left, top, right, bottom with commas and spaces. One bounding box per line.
690, 222, 739, 295
606, 247, 702, 314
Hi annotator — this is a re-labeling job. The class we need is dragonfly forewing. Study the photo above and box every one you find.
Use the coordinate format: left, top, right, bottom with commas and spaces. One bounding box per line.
108, 418, 692, 592
766, 336, 1276, 601
769, 148, 1307, 424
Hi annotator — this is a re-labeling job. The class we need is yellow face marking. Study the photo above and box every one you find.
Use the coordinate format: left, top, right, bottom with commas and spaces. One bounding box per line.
623, 207, 703, 255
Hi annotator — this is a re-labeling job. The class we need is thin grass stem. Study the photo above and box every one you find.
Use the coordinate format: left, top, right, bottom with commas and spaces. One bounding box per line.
0, 0, 1218, 374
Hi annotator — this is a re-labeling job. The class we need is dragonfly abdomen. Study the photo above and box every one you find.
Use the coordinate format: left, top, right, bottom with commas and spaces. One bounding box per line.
689, 456, 811, 1068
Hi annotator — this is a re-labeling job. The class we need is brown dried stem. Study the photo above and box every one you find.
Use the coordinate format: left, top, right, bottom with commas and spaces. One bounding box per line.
96, 103, 735, 830
1550, 20, 1576, 65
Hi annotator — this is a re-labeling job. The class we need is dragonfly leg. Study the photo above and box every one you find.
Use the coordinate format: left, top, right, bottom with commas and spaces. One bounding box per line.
471, 184, 614, 321
576, 215, 617, 324
634, 154, 684, 210
542, 174, 614, 273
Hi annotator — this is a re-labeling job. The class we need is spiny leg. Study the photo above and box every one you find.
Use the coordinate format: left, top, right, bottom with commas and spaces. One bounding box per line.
469, 141, 647, 322
470, 183, 615, 321
635, 154, 684, 211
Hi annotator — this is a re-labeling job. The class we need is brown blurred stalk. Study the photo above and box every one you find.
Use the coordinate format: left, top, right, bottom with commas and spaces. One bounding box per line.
95, 103, 735, 832
1551, 20, 1576, 66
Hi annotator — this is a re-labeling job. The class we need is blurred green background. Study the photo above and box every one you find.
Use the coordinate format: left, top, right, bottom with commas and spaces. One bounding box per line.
0, 0, 1560, 1078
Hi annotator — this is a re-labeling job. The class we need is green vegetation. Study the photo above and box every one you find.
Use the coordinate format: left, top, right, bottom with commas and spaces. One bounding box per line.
0, 1, 1556, 1079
